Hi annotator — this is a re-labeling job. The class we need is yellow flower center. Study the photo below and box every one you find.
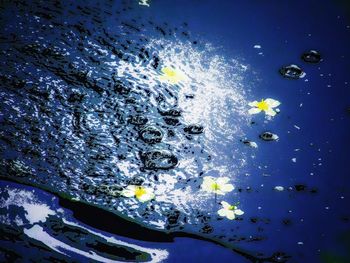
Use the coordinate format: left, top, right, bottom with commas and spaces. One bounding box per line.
160, 67, 183, 84
163, 67, 176, 77
228, 205, 236, 210
257, 100, 269, 111
134, 186, 147, 199
211, 182, 221, 191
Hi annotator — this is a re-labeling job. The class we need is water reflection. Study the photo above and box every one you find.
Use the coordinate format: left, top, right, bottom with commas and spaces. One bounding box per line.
0, 180, 168, 262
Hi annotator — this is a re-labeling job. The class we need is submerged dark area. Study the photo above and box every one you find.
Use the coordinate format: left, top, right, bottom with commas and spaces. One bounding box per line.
1, 0, 350, 262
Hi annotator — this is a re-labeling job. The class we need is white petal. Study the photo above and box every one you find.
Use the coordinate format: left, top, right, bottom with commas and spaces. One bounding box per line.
121, 189, 135, 197
248, 108, 262, 115
265, 108, 276, 116
221, 201, 231, 209
201, 182, 214, 191
126, 185, 137, 190
234, 209, 244, 216
201, 177, 215, 191
216, 177, 230, 185
221, 184, 234, 193
138, 192, 154, 202
226, 211, 236, 220
248, 101, 258, 107
218, 208, 227, 217
265, 98, 281, 108
203, 176, 215, 184
121, 186, 136, 197
215, 190, 226, 195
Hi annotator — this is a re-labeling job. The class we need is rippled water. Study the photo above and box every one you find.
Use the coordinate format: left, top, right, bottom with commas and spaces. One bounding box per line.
1, 0, 350, 262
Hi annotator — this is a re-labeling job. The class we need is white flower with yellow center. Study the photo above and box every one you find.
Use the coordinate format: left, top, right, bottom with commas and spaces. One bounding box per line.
121, 185, 155, 202
248, 98, 281, 117
201, 176, 234, 195
159, 66, 185, 84
218, 201, 244, 220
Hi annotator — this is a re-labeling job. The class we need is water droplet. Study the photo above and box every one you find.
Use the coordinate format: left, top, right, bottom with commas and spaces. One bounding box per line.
279, 64, 306, 79
183, 124, 204, 135
301, 50, 321, 63
259, 132, 279, 141
139, 126, 163, 144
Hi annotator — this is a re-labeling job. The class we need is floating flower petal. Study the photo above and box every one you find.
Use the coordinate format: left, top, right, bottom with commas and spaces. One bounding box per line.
121, 185, 155, 202
139, 0, 150, 7
201, 176, 234, 195
217, 201, 244, 220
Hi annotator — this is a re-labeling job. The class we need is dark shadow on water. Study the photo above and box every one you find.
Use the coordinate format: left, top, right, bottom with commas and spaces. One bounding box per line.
58, 194, 285, 263
59, 197, 174, 242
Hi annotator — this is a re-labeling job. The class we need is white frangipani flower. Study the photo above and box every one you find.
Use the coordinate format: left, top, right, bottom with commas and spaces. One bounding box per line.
217, 201, 244, 220
201, 176, 234, 195
121, 185, 155, 202
248, 98, 281, 117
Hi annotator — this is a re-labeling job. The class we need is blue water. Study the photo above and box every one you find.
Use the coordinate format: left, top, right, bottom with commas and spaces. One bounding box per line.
1, 0, 350, 262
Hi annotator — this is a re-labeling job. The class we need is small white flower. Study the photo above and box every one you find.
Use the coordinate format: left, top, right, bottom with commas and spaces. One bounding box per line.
121, 185, 154, 202
248, 98, 281, 117
201, 176, 234, 195
217, 201, 244, 220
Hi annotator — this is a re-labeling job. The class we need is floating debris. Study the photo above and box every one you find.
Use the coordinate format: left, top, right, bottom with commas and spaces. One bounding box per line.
279, 64, 306, 79
301, 50, 321, 63
259, 132, 279, 141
